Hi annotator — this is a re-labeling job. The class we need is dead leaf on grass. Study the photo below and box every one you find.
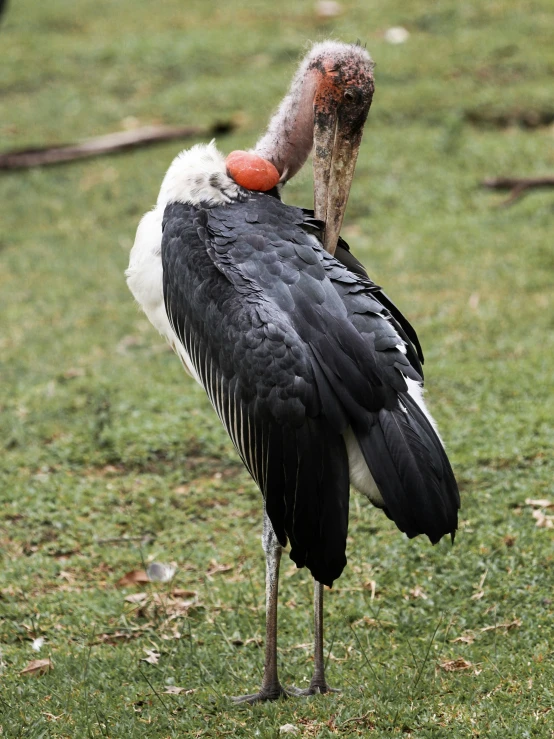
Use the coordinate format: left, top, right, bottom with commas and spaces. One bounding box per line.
123, 591, 199, 625
281, 642, 312, 654
439, 658, 473, 672
206, 560, 233, 577
163, 686, 195, 695
57, 570, 76, 582
20, 658, 53, 676
531, 509, 554, 529
42, 712, 64, 721
525, 498, 553, 509
480, 618, 522, 633
91, 629, 147, 646
351, 615, 394, 629
166, 600, 197, 616
296, 717, 327, 736
117, 570, 149, 587
153, 592, 198, 615
171, 589, 197, 598
141, 649, 160, 665
407, 585, 428, 600
471, 570, 488, 600
124, 592, 148, 604
363, 579, 377, 599
452, 633, 475, 644
228, 632, 260, 647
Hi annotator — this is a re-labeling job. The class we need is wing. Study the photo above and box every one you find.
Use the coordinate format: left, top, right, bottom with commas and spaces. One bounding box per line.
162, 200, 350, 586
162, 194, 459, 585
301, 208, 424, 376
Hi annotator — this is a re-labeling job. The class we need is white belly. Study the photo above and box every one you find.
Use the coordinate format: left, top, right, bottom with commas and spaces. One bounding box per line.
125, 208, 201, 384
343, 426, 384, 506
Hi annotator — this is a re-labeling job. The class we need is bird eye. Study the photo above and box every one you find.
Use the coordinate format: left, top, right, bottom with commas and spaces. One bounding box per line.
343, 88, 361, 104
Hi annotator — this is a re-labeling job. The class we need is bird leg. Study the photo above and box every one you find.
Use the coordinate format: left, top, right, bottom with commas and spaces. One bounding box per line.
290, 580, 339, 696
232, 511, 288, 704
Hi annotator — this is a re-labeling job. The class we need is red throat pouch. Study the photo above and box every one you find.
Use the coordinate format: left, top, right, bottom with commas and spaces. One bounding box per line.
226, 151, 280, 192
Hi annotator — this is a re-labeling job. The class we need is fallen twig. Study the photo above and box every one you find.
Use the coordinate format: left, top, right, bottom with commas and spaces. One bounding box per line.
340, 711, 375, 727
0, 121, 234, 170
482, 176, 554, 206
480, 618, 522, 633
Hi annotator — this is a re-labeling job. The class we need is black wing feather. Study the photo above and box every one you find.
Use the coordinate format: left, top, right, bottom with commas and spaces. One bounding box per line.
301, 207, 424, 375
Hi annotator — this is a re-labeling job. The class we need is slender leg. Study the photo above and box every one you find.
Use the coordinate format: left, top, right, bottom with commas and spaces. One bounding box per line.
232, 510, 288, 703
290, 580, 340, 695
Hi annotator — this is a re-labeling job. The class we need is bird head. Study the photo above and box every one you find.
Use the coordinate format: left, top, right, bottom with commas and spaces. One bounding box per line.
227, 41, 374, 254
310, 43, 374, 254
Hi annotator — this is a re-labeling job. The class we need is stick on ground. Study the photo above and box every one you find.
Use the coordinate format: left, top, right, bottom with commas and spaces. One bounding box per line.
0, 122, 234, 170
482, 176, 554, 206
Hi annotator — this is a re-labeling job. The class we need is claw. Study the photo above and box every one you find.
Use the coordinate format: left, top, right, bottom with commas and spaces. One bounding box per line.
231, 685, 290, 704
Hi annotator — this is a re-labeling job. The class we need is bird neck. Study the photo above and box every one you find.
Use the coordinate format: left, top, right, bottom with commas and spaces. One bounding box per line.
254, 65, 319, 184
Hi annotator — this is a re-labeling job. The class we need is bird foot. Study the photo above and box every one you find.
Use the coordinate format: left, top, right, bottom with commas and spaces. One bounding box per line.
288, 681, 340, 697
231, 684, 290, 705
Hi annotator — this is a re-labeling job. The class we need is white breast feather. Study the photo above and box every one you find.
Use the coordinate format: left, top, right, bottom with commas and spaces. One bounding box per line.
126, 141, 242, 384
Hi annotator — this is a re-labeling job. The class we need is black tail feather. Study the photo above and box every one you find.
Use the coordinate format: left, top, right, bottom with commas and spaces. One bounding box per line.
288, 420, 350, 586
353, 397, 459, 544
264, 419, 350, 587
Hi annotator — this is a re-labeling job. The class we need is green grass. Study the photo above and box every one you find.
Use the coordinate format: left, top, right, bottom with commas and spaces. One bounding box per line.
1, 0, 553, 736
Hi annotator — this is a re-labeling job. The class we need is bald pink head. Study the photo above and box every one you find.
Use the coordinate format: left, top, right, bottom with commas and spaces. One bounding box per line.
254, 41, 374, 183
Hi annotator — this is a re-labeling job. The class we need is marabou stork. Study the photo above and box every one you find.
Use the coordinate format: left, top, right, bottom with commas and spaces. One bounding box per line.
126, 41, 459, 703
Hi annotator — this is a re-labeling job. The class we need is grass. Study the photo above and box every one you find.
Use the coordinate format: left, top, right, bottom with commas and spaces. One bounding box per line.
1, 0, 553, 736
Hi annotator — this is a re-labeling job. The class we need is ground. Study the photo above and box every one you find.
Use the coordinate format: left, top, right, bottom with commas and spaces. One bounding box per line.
0, 0, 553, 736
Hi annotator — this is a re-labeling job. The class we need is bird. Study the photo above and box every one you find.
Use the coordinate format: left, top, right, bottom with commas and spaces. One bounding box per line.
126, 40, 460, 703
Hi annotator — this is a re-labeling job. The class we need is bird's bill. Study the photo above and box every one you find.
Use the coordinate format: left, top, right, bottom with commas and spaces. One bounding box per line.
313, 113, 363, 256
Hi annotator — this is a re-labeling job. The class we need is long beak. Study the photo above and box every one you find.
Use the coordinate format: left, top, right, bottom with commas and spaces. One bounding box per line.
313, 111, 364, 256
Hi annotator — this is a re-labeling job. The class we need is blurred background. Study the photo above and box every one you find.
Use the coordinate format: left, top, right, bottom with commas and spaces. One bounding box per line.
1, 0, 553, 735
